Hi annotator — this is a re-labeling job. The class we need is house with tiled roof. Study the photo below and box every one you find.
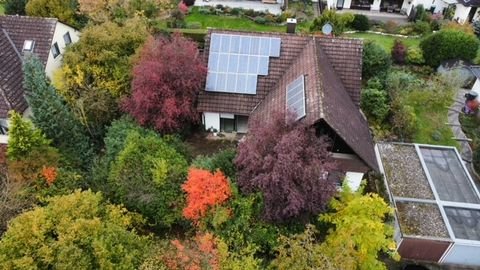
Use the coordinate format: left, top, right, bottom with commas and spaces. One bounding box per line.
0, 15, 79, 127
197, 29, 377, 177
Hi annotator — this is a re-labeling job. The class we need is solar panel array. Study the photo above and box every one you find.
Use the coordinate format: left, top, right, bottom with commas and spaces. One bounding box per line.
286, 75, 306, 119
206, 33, 281, 94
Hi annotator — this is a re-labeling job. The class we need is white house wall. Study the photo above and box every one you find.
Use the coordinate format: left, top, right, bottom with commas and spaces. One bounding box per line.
343, 0, 352, 9
203, 112, 220, 131
453, 4, 472, 24
442, 243, 480, 265
472, 78, 480, 95
44, 22, 80, 79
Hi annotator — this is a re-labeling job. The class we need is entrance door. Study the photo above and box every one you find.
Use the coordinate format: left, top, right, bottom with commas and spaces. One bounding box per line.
468, 7, 478, 23
337, 0, 344, 9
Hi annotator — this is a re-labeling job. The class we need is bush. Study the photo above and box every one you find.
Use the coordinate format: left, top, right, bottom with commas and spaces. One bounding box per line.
391, 99, 417, 141
412, 21, 431, 35
186, 21, 202, 29
108, 131, 189, 229
167, 9, 186, 28
351, 14, 369, 31
406, 47, 425, 65
362, 41, 392, 80
442, 21, 475, 35
415, 4, 426, 21
361, 88, 390, 123
391, 39, 407, 64
192, 149, 236, 180
231, 7, 243, 15
420, 30, 480, 67
4, 0, 27, 15
254, 17, 267, 24
384, 20, 398, 34
385, 70, 423, 97
310, 10, 354, 35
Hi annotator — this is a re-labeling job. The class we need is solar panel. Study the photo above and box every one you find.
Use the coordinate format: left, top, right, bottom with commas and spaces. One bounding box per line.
205, 33, 282, 95
286, 75, 306, 119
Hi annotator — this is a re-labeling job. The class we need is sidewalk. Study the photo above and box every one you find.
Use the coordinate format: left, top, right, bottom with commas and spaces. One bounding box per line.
194, 0, 283, 15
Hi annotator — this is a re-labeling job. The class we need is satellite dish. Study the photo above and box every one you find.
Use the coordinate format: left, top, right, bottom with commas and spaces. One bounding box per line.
322, 23, 333, 35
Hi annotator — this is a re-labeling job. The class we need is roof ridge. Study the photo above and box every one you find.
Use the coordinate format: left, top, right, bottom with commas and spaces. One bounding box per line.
1, 15, 58, 22
311, 38, 324, 118
1, 29, 22, 60
251, 36, 312, 114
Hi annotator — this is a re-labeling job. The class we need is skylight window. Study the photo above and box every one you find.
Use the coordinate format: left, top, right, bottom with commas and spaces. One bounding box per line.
23, 40, 35, 52
286, 75, 306, 119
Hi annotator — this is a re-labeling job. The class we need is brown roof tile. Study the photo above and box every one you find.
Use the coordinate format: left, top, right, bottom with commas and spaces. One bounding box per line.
197, 30, 376, 170
0, 15, 58, 118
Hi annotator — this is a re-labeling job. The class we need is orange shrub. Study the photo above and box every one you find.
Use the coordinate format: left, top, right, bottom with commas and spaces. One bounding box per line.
164, 233, 219, 270
41, 166, 57, 186
182, 168, 232, 222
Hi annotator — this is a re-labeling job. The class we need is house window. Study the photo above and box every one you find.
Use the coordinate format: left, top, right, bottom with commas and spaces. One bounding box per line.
23, 40, 35, 52
63, 32, 72, 45
51, 42, 60, 59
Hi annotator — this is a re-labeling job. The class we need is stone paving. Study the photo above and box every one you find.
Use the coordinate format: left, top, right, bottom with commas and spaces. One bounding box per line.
448, 89, 480, 190
194, 0, 283, 14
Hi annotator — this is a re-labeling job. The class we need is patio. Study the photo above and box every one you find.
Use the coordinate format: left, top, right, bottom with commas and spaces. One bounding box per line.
337, 9, 409, 24
194, 0, 283, 15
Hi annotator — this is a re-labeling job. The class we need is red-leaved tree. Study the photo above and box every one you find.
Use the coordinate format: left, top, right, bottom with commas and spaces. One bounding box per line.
123, 34, 207, 133
235, 111, 337, 223
182, 168, 232, 222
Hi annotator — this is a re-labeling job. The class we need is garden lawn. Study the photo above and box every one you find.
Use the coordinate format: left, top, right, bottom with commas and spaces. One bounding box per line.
0, 3, 4, 15
345, 32, 421, 51
401, 89, 457, 147
185, 11, 285, 32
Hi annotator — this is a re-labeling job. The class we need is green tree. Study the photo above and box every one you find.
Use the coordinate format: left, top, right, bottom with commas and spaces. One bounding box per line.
54, 18, 149, 139
4, 0, 27, 15
0, 190, 149, 269
420, 29, 479, 67
271, 224, 336, 270
361, 88, 390, 123
362, 41, 392, 80
23, 56, 93, 170
318, 187, 398, 270
310, 10, 354, 35
108, 130, 188, 228
25, 0, 87, 28
6, 111, 49, 160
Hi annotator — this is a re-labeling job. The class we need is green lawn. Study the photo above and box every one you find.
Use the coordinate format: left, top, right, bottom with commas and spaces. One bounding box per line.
0, 3, 5, 15
185, 11, 285, 33
344, 32, 421, 51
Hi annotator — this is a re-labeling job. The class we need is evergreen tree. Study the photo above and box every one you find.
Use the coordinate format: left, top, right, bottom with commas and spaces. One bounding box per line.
4, 0, 27, 15
23, 56, 93, 170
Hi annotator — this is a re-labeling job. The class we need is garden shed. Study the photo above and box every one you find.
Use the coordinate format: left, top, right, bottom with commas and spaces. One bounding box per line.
376, 143, 480, 266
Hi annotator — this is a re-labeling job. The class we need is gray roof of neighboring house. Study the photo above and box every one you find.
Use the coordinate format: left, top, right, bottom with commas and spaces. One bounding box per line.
458, 0, 480, 6
0, 15, 58, 118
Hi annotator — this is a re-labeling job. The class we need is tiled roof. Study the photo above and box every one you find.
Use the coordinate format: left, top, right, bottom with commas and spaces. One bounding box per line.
197, 30, 363, 115
0, 15, 57, 65
0, 15, 57, 118
197, 30, 376, 170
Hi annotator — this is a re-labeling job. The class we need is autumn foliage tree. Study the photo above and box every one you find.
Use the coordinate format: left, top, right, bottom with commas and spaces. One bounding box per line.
235, 112, 337, 222
182, 168, 232, 222
123, 34, 207, 133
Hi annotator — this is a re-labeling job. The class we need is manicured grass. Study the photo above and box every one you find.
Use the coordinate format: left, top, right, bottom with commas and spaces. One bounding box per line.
344, 32, 421, 51
185, 11, 285, 33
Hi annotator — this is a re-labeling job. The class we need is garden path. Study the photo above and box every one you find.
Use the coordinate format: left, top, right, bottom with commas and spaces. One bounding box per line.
448, 89, 480, 189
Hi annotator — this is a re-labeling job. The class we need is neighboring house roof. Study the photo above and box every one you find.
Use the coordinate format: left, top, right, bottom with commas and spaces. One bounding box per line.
458, 0, 480, 6
197, 30, 377, 171
0, 15, 58, 118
